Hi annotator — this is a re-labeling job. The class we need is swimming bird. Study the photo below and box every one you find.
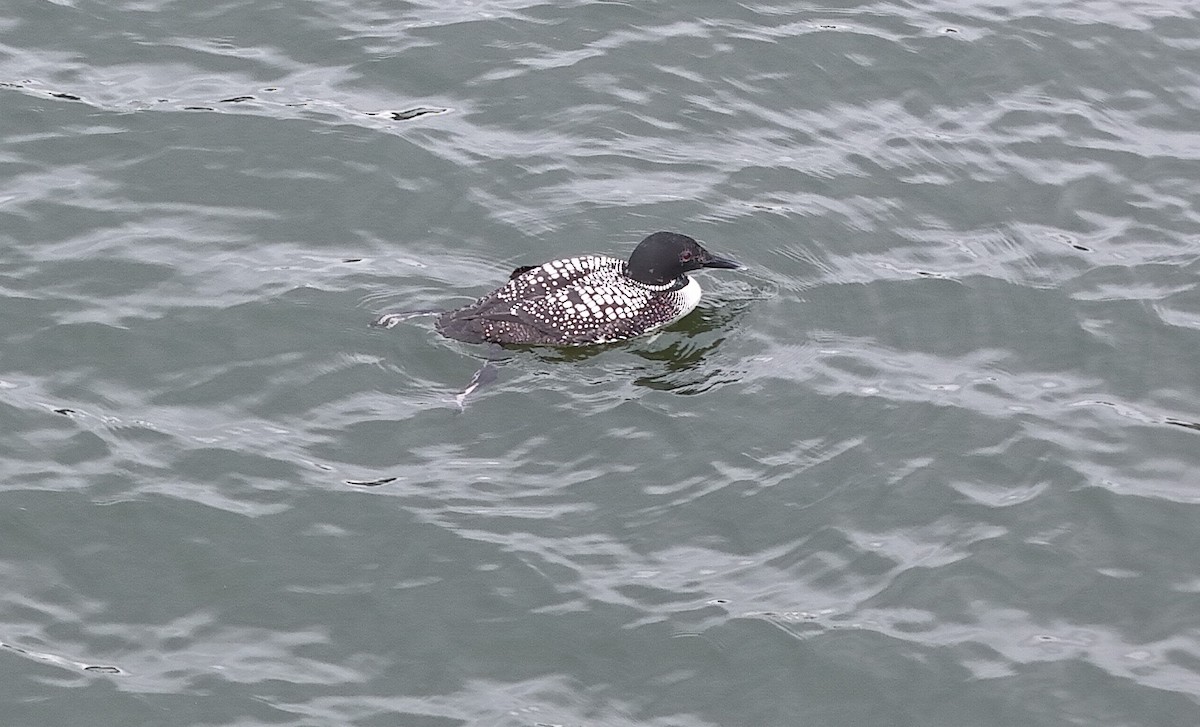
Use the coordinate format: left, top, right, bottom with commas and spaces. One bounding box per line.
374, 231, 741, 346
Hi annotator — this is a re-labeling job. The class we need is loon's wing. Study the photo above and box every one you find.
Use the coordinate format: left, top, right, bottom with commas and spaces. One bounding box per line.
507, 280, 679, 344
439, 256, 680, 345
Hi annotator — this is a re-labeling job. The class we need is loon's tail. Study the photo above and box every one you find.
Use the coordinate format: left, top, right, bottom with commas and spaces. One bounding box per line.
371, 309, 442, 329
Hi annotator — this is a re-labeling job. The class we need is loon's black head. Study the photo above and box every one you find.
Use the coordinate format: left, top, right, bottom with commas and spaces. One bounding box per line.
625, 231, 741, 286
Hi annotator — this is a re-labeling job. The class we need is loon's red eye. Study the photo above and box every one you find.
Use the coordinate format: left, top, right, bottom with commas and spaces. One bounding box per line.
680, 250, 693, 262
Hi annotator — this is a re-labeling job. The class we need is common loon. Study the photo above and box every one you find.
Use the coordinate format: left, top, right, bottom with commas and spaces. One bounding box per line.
376, 232, 741, 346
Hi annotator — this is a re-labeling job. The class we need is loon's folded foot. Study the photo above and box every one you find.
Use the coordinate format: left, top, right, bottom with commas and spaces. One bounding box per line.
453, 344, 504, 411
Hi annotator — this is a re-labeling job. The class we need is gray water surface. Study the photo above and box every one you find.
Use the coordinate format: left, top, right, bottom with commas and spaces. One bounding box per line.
2, 1, 1199, 725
